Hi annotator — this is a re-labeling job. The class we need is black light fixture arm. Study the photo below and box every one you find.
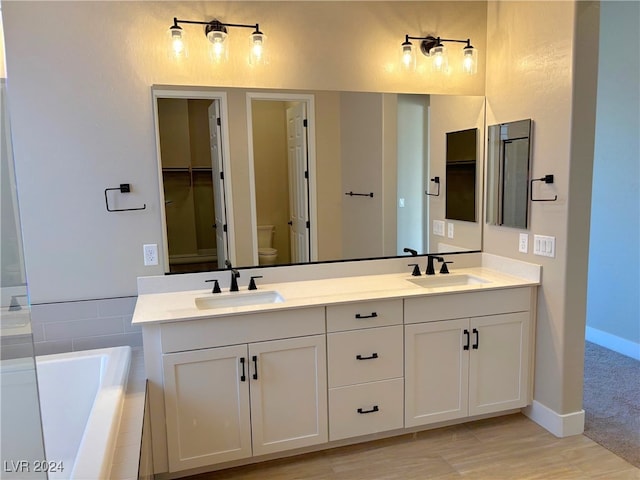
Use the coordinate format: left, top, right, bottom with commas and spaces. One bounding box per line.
403, 34, 473, 56
173, 17, 260, 32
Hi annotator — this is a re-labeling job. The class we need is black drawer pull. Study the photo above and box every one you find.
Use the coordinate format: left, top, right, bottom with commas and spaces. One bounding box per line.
357, 405, 379, 414
463, 329, 470, 350
356, 353, 379, 361
252, 355, 258, 380
240, 357, 246, 382
355, 312, 378, 319
472, 328, 479, 349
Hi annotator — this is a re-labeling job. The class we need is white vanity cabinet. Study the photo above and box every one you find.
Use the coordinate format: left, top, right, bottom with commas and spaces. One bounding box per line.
326, 300, 404, 441
136, 265, 540, 477
404, 288, 533, 428
158, 307, 327, 473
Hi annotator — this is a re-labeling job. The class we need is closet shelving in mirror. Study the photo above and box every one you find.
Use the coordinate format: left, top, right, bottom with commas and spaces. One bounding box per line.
162, 165, 213, 187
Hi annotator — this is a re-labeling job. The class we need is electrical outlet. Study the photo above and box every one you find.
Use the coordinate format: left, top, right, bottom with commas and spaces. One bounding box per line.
433, 220, 445, 237
143, 244, 158, 266
533, 235, 555, 258
519, 233, 529, 253
447, 223, 454, 238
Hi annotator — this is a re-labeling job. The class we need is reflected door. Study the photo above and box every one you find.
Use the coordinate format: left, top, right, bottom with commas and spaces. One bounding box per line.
286, 102, 310, 263
208, 100, 228, 268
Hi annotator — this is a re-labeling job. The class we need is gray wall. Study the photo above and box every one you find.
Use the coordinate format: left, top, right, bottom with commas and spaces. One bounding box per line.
586, 1, 640, 354
484, 1, 599, 417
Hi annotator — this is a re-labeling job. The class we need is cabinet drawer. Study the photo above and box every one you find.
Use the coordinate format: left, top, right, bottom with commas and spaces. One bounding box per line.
404, 287, 531, 324
328, 325, 403, 387
327, 299, 402, 332
329, 378, 404, 441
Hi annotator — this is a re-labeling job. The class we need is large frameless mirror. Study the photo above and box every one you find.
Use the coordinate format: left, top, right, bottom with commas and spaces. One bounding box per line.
153, 88, 485, 273
486, 119, 532, 229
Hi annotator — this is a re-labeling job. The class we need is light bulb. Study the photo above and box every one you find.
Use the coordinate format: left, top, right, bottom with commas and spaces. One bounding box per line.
400, 41, 415, 71
168, 26, 187, 59
431, 44, 448, 73
462, 45, 477, 75
250, 31, 267, 65
207, 30, 228, 63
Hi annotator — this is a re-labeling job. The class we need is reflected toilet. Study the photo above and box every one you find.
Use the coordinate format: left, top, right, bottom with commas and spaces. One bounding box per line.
257, 225, 278, 265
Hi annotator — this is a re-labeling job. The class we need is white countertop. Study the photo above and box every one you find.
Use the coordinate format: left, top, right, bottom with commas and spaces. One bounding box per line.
132, 266, 539, 325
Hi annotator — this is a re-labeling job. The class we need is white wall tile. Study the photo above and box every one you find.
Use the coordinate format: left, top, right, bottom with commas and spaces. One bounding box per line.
98, 297, 137, 317
31, 301, 98, 323
34, 340, 73, 356
44, 316, 125, 341
72, 332, 142, 351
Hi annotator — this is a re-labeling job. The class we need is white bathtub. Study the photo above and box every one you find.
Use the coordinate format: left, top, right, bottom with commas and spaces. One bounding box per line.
36, 346, 131, 479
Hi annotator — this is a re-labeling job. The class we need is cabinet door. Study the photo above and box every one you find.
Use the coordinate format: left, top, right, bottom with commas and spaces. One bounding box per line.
249, 335, 328, 456
405, 319, 469, 427
162, 345, 251, 472
468, 312, 530, 416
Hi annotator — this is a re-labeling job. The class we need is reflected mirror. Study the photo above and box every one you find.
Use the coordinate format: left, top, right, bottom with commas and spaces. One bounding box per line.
153, 88, 485, 273
486, 119, 532, 229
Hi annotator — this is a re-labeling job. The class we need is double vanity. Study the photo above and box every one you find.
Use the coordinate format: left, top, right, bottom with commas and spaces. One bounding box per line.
133, 254, 540, 478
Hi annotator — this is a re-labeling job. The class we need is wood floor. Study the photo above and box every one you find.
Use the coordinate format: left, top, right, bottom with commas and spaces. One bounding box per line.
186, 414, 639, 480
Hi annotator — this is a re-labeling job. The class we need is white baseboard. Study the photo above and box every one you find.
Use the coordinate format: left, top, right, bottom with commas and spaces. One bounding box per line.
523, 401, 585, 437
585, 326, 640, 361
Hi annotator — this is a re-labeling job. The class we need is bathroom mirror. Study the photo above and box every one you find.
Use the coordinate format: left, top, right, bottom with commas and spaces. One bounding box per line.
445, 128, 478, 222
153, 87, 485, 273
486, 119, 532, 229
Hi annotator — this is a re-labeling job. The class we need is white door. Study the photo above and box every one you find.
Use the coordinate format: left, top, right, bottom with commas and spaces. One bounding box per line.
405, 319, 470, 427
208, 100, 228, 268
286, 102, 310, 263
468, 312, 530, 415
249, 335, 327, 456
162, 345, 252, 472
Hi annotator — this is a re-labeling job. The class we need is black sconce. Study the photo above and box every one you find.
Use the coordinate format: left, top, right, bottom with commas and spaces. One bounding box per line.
401, 35, 477, 74
168, 17, 266, 65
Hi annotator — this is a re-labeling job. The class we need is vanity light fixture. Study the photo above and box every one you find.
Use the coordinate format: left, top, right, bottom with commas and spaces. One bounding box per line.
401, 35, 477, 75
168, 17, 266, 65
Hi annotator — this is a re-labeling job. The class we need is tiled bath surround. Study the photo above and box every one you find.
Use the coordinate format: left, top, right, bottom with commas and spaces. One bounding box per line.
30, 297, 141, 356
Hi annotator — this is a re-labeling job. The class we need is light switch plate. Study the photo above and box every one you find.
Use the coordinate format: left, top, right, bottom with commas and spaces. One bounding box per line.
519, 233, 528, 253
447, 223, 454, 238
433, 220, 445, 237
533, 235, 555, 258
398, 198, 405, 208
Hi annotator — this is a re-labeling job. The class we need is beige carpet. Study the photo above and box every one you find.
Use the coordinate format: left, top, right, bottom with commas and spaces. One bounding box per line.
583, 341, 640, 467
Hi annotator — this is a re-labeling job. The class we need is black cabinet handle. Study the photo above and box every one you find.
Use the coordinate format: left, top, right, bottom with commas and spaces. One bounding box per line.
472, 328, 479, 349
463, 329, 470, 350
356, 353, 379, 361
357, 405, 379, 414
355, 312, 378, 319
240, 357, 246, 382
252, 355, 258, 380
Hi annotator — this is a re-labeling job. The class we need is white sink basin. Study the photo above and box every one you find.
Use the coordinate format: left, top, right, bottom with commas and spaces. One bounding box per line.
195, 290, 285, 310
407, 274, 490, 289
